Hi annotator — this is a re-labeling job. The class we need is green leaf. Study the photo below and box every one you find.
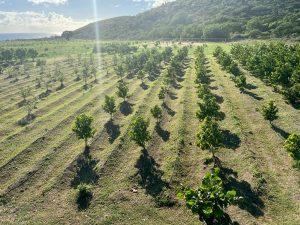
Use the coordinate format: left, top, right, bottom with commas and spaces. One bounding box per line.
202, 206, 213, 215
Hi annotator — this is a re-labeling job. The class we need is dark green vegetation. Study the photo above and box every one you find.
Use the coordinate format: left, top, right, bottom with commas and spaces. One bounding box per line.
177, 168, 239, 224
231, 43, 300, 106
0, 40, 299, 225
70, 0, 300, 40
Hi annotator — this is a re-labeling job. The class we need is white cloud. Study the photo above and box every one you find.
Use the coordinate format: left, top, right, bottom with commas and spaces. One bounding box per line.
0, 11, 89, 34
133, 0, 176, 8
28, 0, 67, 5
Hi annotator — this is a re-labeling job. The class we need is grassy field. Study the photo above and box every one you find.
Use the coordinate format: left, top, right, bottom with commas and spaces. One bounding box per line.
0, 40, 299, 225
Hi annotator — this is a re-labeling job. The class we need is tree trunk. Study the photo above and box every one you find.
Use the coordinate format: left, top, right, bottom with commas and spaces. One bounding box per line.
85, 138, 88, 149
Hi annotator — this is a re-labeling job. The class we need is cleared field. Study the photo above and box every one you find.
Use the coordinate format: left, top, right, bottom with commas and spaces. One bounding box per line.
0, 41, 299, 225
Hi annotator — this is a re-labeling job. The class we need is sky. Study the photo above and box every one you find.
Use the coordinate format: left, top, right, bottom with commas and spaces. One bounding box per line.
0, 0, 175, 34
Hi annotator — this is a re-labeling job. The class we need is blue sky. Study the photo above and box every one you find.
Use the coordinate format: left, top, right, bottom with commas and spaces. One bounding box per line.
0, 0, 175, 34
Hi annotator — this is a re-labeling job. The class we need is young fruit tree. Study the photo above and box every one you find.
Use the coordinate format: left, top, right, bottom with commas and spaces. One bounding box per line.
129, 116, 151, 149
151, 105, 163, 124
116, 81, 129, 102
72, 114, 96, 148
177, 167, 239, 224
196, 96, 221, 121
196, 117, 223, 162
91, 65, 97, 82
102, 95, 116, 119
25, 97, 38, 118
19, 87, 32, 102
137, 70, 146, 85
82, 63, 90, 88
114, 65, 125, 80
262, 100, 279, 124
284, 133, 300, 167
158, 86, 167, 103
234, 75, 247, 92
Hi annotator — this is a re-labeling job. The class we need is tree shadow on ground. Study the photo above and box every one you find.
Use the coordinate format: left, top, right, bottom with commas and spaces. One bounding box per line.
162, 102, 176, 117
39, 90, 51, 99
120, 101, 133, 116
201, 213, 240, 225
213, 94, 224, 104
134, 149, 168, 197
209, 86, 219, 90
155, 124, 170, 142
71, 147, 99, 188
222, 130, 241, 150
220, 166, 265, 218
17, 99, 27, 108
176, 76, 185, 83
245, 83, 257, 90
271, 124, 290, 139
172, 82, 182, 89
56, 84, 65, 91
243, 90, 263, 101
18, 114, 36, 126
140, 82, 149, 90
217, 111, 226, 121
104, 120, 121, 144
168, 91, 178, 100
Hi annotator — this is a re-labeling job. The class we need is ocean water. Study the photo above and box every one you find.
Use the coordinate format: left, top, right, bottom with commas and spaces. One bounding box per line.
0, 33, 53, 41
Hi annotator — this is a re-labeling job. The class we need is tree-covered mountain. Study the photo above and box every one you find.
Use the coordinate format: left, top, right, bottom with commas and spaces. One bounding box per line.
69, 0, 300, 40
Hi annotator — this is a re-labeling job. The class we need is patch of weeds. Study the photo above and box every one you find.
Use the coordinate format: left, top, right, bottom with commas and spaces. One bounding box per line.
76, 183, 93, 210
253, 171, 267, 196
0, 195, 9, 205
155, 189, 176, 207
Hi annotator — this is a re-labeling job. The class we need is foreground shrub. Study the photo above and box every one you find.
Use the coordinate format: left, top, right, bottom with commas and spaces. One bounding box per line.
177, 168, 240, 224
76, 183, 93, 210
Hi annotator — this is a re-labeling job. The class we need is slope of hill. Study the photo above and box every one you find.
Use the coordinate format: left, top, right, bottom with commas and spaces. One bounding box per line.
70, 0, 300, 40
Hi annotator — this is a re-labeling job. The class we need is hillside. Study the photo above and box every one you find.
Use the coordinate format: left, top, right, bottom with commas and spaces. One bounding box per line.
70, 0, 300, 40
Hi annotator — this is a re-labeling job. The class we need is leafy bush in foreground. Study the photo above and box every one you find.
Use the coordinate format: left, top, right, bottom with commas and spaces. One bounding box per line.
177, 168, 240, 224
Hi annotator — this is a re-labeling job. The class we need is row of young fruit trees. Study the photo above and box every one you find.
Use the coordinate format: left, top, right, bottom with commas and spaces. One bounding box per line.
71, 46, 191, 210
213, 45, 300, 167
177, 44, 300, 224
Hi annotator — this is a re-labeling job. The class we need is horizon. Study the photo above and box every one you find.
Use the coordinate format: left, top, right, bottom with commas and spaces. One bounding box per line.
0, 0, 176, 35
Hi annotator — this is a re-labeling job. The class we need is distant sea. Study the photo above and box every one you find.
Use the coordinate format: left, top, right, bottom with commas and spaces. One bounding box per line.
0, 33, 53, 41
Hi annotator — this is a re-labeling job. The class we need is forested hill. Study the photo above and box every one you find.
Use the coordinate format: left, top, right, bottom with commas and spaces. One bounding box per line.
69, 0, 300, 40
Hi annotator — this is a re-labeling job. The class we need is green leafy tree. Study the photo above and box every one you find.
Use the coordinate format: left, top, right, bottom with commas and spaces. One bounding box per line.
262, 100, 279, 124
114, 65, 125, 80
235, 75, 247, 92
19, 86, 32, 102
177, 168, 239, 224
151, 105, 162, 124
197, 84, 211, 99
55, 67, 65, 88
91, 65, 97, 82
284, 133, 300, 167
27, 48, 38, 61
72, 114, 96, 148
82, 63, 90, 88
196, 117, 223, 160
129, 116, 151, 149
137, 70, 146, 85
102, 95, 116, 119
15, 48, 27, 63
116, 81, 129, 102
196, 96, 220, 121
158, 86, 167, 103
25, 97, 38, 118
